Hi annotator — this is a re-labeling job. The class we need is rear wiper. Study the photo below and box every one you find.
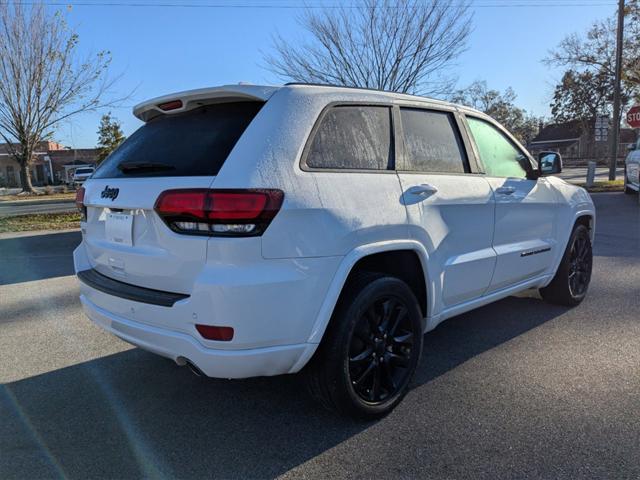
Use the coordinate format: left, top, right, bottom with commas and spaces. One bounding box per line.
117, 161, 176, 173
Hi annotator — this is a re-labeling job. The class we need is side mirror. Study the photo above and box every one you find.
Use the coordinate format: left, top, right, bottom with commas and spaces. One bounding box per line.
628, 143, 637, 152
538, 152, 562, 176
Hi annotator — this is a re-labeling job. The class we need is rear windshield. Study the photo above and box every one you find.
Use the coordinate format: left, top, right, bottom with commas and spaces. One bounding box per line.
93, 101, 263, 178
75, 168, 94, 174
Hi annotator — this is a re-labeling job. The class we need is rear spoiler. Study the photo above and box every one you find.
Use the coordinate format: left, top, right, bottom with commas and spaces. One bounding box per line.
133, 84, 280, 122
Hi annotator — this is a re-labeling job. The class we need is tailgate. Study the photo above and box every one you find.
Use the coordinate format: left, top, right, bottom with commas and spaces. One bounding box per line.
81, 177, 213, 294
78, 99, 265, 294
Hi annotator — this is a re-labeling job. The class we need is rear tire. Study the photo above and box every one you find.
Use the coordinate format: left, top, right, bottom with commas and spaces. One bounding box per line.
540, 224, 592, 306
624, 182, 636, 195
305, 273, 423, 419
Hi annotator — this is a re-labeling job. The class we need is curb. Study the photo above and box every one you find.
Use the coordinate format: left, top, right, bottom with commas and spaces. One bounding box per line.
0, 199, 76, 207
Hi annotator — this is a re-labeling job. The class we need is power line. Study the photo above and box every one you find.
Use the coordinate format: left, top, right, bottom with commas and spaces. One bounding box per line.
0, 1, 617, 9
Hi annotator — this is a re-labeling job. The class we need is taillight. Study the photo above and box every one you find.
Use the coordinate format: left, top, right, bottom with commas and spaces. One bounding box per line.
154, 189, 284, 236
75, 187, 86, 221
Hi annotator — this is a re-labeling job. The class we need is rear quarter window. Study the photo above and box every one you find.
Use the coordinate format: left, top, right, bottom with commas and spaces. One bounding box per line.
93, 101, 263, 178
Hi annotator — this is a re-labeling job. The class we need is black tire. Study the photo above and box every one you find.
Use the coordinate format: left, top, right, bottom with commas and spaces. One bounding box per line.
624, 181, 636, 195
540, 224, 593, 306
305, 272, 424, 419
624, 171, 636, 195
624, 167, 637, 194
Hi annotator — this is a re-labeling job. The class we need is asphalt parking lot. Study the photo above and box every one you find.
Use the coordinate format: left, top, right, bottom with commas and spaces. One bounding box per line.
1, 192, 638, 479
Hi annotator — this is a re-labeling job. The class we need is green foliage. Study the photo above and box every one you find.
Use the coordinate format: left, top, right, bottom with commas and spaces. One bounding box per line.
451, 81, 541, 145
96, 112, 125, 163
546, 3, 640, 119
550, 70, 610, 124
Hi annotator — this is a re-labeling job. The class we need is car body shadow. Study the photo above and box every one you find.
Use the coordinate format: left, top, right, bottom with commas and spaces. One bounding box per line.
0, 231, 80, 285
1, 292, 565, 479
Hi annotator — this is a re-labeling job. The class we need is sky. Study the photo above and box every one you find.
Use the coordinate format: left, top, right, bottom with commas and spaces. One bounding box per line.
46, 0, 616, 148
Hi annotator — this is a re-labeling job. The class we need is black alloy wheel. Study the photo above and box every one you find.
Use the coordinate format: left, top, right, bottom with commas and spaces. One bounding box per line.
348, 296, 416, 404
567, 232, 592, 297
305, 273, 423, 419
540, 224, 593, 306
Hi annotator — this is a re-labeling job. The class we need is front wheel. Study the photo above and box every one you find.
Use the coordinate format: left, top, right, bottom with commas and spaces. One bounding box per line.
540, 224, 593, 306
305, 273, 424, 419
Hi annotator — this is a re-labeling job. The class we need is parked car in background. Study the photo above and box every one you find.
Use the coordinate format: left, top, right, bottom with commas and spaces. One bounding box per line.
72, 167, 95, 186
624, 138, 640, 194
74, 83, 595, 418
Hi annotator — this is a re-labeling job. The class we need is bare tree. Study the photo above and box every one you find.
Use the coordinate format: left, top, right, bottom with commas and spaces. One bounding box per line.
451, 81, 542, 145
264, 0, 472, 96
0, 2, 120, 193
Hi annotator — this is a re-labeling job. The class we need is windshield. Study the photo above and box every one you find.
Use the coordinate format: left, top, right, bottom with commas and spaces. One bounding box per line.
93, 101, 263, 178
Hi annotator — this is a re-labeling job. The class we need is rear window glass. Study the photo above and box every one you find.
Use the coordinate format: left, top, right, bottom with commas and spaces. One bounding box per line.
93, 102, 263, 178
306, 105, 393, 170
75, 168, 94, 174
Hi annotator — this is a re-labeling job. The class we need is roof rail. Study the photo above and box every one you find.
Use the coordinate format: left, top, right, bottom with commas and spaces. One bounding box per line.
282, 82, 456, 107
284, 82, 400, 95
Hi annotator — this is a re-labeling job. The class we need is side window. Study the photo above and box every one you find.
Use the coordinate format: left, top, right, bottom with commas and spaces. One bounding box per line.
306, 106, 393, 170
400, 108, 467, 173
467, 117, 529, 179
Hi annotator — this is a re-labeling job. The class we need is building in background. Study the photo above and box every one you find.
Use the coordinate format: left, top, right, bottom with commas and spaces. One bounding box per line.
47, 149, 101, 185
529, 120, 638, 165
0, 142, 99, 188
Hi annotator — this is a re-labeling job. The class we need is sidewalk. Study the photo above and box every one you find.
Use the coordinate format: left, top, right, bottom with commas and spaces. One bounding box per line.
558, 167, 624, 185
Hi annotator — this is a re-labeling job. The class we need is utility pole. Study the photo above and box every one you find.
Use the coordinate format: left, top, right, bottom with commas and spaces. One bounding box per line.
609, 0, 625, 181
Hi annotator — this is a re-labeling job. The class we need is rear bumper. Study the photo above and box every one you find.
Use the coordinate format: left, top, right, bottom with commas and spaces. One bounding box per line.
80, 293, 315, 378
73, 241, 341, 377
77, 268, 189, 307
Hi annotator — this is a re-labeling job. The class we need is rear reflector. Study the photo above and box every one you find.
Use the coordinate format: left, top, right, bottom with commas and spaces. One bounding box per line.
154, 189, 284, 237
158, 99, 183, 111
195, 324, 234, 341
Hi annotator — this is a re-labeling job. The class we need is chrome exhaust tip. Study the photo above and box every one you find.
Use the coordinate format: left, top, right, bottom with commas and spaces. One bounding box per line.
176, 356, 205, 377
185, 360, 204, 377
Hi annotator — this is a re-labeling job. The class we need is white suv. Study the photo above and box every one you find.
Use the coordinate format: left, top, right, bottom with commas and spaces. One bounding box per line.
72, 167, 95, 186
624, 137, 640, 194
74, 84, 595, 418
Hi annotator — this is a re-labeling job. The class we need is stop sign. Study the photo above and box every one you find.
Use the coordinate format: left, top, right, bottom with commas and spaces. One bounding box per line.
627, 105, 640, 128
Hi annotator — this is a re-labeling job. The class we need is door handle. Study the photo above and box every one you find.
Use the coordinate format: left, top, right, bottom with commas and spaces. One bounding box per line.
410, 183, 438, 196
496, 186, 516, 195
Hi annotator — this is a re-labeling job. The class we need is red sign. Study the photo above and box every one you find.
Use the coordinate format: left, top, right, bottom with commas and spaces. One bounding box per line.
627, 105, 640, 128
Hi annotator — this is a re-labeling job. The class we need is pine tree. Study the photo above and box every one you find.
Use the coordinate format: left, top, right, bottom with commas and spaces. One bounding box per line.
97, 112, 125, 163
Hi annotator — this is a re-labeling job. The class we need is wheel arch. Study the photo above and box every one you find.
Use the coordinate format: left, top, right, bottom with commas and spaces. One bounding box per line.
290, 241, 432, 373
574, 210, 595, 242
541, 208, 596, 290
